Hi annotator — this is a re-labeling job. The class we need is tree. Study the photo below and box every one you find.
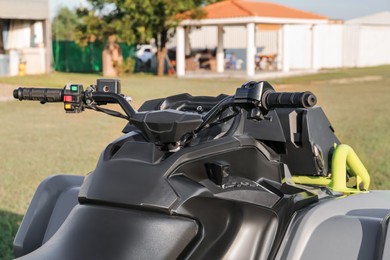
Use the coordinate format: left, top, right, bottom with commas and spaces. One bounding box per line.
75, 0, 219, 76
52, 7, 80, 41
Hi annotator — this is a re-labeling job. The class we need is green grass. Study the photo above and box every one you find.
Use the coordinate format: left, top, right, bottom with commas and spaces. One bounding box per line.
0, 66, 389, 259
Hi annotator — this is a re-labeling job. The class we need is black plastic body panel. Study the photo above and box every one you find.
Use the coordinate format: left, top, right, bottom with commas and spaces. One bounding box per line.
277, 107, 340, 176
177, 197, 278, 259
17, 205, 198, 260
79, 136, 284, 212
124, 94, 228, 134
129, 110, 203, 143
138, 93, 228, 113
243, 110, 286, 144
173, 147, 283, 189
74, 133, 309, 259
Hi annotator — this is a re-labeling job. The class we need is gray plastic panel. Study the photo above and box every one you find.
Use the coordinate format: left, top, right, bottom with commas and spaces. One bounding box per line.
13, 175, 83, 258
378, 214, 390, 260
301, 215, 379, 260
42, 187, 80, 243
276, 191, 390, 260
382, 222, 390, 260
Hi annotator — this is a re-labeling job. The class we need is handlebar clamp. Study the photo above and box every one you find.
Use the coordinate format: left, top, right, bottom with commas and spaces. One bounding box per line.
63, 84, 84, 113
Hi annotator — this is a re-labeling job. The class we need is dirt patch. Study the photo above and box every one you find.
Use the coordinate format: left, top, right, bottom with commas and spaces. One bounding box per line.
321, 75, 383, 85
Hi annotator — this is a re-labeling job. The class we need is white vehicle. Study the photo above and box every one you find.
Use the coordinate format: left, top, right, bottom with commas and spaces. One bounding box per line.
135, 44, 156, 63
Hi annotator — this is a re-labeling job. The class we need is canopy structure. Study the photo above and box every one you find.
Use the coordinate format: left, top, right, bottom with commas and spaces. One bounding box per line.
176, 0, 328, 77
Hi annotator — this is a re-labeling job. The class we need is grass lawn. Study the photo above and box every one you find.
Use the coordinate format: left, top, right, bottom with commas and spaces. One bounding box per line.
0, 65, 389, 259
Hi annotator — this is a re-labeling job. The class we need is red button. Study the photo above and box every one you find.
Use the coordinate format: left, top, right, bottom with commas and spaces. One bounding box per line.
64, 95, 72, 102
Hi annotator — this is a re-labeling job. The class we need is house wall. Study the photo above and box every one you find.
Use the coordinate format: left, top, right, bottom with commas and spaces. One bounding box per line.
342, 25, 360, 67
187, 26, 217, 49
0, 0, 50, 75
281, 24, 390, 70
256, 30, 278, 55
328, 24, 390, 68
357, 25, 390, 67
0, 54, 8, 75
0, 0, 49, 20
24, 48, 46, 74
314, 24, 390, 69
224, 26, 246, 48
170, 25, 278, 55
283, 24, 312, 70
313, 24, 343, 69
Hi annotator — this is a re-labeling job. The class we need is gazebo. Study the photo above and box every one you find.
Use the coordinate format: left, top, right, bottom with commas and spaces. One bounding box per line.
176, 0, 328, 77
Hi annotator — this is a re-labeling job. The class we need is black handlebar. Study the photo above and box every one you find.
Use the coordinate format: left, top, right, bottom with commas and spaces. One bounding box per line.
13, 88, 63, 103
263, 91, 317, 110
13, 84, 317, 129
14, 87, 136, 119
91, 92, 136, 116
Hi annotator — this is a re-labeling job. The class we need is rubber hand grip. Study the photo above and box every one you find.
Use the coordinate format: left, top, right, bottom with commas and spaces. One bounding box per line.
264, 91, 317, 109
13, 88, 63, 103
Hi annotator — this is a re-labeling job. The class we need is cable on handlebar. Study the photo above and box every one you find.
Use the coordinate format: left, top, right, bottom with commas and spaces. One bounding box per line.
91, 92, 136, 118
85, 105, 130, 120
195, 96, 235, 132
195, 81, 318, 134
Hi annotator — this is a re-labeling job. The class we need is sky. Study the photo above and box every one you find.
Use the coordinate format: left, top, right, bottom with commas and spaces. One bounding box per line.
50, 0, 86, 18
50, 0, 390, 20
257, 0, 390, 20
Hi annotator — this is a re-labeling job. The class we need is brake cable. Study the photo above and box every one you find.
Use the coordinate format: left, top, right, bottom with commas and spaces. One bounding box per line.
85, 105, 130, 120
208, 106, 240, 128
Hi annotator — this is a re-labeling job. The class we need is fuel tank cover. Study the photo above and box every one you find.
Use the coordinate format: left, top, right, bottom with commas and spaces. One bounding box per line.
130, 110, 203, 143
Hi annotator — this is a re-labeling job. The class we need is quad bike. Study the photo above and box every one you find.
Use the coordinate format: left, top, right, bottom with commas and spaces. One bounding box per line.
12, 79, 390, 260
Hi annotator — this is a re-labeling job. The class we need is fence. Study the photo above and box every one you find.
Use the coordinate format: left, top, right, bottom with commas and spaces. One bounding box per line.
52, 41, 136, 73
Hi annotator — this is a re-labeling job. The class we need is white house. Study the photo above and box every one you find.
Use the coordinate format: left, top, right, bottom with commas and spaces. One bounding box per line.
0, 0, 51, 76
343, 12, 390, 67
346, 11, 390, 26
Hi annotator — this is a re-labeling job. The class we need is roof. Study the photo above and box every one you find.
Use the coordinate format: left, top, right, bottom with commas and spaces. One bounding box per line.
203, 0, 328, 20
346, 11, 390, 26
